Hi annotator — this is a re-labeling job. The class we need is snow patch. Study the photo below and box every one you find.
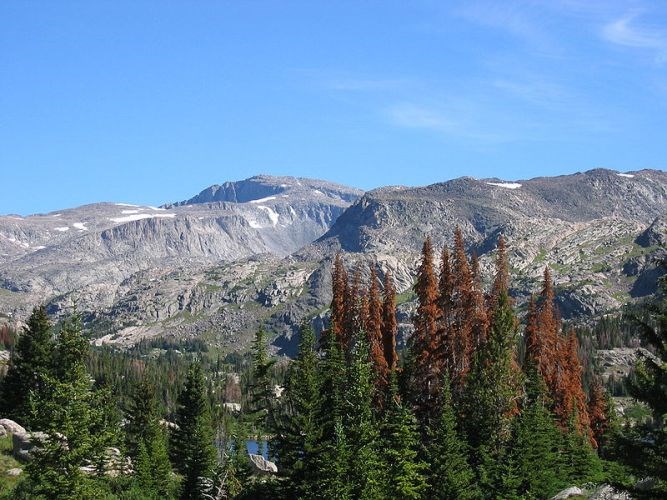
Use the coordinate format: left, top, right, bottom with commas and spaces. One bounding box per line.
73, 222, 88, 231
257, 206, 279, 226
51, 214, 62, 217
281, 194, 289, 198
121, 209, 141, 214
5, 237, 29, 249
486, 182, 522, 190
313, 189, 323, 195
617, 173, 635, 178
32, 246, 46, 250
54, 226, 70, 232
109, 213, 176, 223
280, 184, 288, 188
249, 196, 277, 204
148, 206, 166, 211
248, 220, 262, 229
116, 203, 139, 207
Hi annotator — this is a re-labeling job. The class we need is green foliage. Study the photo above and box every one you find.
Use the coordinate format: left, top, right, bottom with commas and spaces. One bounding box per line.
271, 323, 320, 497
0, 306, 54, 428
427, 374, 478, 499
381, 375, 428, 499
170, 363, 217, 499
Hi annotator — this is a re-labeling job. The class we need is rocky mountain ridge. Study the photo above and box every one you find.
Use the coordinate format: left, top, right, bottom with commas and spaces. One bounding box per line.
0, 169, 665, 354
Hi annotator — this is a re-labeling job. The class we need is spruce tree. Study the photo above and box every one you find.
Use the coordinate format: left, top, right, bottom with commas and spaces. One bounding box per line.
20, 311, 118, 498
0, 305, 54, 427
427, 374, 478, 499
272, 323, 320, 497
508, 367, 565, 499
381, 374, 428, 499
381, 270, 399, 372
126, 378, 174, 498
344, 333, 384, 499
171, 362, 217, 500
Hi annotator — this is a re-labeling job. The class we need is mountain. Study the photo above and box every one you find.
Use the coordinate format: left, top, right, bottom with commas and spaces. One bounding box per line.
0, 169, 665, 354
0, 175, 362, 321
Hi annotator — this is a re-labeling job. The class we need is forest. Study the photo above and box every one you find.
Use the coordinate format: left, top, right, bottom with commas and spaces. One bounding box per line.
0, 229, 664, 499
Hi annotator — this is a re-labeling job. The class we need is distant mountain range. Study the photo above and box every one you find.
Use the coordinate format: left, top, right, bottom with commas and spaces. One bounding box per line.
0, 169, 665, 354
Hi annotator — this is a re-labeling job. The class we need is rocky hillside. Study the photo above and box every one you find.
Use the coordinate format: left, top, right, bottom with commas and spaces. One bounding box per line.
0, 169, 664, 354
0, 176, 362, 321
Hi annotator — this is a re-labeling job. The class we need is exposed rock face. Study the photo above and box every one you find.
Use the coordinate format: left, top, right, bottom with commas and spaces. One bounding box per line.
551, 486, 583, 499
0, 175, 362, 321
12, 431, 48, 461
0, 169, 665, 352
0, 419, 25, 436
248, 453, 278, 475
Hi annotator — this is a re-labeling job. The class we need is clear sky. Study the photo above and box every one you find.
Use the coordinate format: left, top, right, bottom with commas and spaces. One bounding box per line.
1, 1, 666, 215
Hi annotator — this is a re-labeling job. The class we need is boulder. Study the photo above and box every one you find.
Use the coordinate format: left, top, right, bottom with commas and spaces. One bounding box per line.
222, 402, 241, 413
588, 484, 632, 499
12, 431, 48, 461
551, 486, 583, 499
0, 418, 26, 436
248, 453, 278, 475
5, 468, 22, 477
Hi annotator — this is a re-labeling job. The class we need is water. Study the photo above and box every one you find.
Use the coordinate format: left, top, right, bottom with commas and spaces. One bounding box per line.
246, 439, 269, 459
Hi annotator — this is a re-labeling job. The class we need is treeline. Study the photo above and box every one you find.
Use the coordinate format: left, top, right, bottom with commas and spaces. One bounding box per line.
271, 230, 666, 498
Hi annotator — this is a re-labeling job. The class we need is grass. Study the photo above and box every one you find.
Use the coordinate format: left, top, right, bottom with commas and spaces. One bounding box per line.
0, 435, 22, 494
396, 289, 416, 305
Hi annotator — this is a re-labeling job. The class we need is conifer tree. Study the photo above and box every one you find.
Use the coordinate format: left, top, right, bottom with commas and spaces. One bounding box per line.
381, 270, 399, 372
588, 377, 609, 450
272, 323, 320, 497
331, 253, 349, 348
171, 363, 217, 500
381, 373, 428, 499
345, 334, 384, 499
21, 311, 119, 498
367, 264, 389, 393
126, 378, 174, 498
462, 237, 520, 455
508, 367, 565, 499
449, 227, 475, 392
409, 236, 440, 426
427, 374, 478, 499
0, 305, 54, 427
246, 325, 274, 442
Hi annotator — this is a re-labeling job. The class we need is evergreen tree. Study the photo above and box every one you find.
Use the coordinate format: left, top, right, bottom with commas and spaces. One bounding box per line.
381, 270, 399, 372
409, 236, 440, 427
507, 367, 565, 499
330, 253, 349, 348
246, 325, 274, 438
0, 305, 54, 427
171, 363, 217, 500
427, 374, 478, 499
367, 264, 389, 394
272, 323, 320, 498
381, 373, 428, 499
126, 378, 174, 498
314, 329, 350, 499
614, 274, 667, 495
20, 311, 118, 498
560, 413, 604, 486
345, 334, 384, 499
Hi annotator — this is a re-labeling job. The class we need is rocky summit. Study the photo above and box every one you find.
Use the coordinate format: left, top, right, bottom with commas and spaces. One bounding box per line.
0, 169, 665, 353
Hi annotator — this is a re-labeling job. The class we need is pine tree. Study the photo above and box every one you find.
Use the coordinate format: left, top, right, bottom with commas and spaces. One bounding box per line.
314, 329, 350, 499
171, 363, 217, 500
409, 236, 440, 426
427, 374, 478, 499
345, 334, 384, 499
246, 325, 274, 444
381, 270, 399, 373
20, 311, 118, 498
367, 264, 389, 395
560, 413, 604, 486
272, 323, 320, 498
462, 238, 520, 454
381, 373, 428, 499
449, 227, 475, 392
0, 305, 54, 427
508, 367, 565, 499
331, 253, 349, 348
126, 378, 174, 498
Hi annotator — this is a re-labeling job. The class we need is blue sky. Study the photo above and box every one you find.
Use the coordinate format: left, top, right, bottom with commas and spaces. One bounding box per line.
1, 0, 666, 215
